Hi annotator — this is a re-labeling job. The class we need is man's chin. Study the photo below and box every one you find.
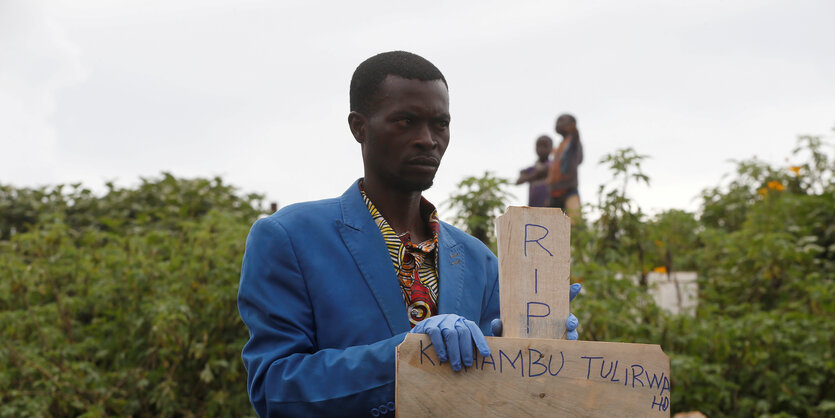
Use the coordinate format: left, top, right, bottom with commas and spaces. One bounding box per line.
405, 180, 434, 192
391, 176, 434, 193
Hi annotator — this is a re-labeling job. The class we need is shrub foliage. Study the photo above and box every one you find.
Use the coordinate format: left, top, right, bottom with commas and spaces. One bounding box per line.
447, 135, 834, 416
0, 174, 263, 417
1, 132, 833, 416
570, 136, 835, 416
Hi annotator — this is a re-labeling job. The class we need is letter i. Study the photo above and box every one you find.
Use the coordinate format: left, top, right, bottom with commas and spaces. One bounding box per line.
534, 269, 538, 294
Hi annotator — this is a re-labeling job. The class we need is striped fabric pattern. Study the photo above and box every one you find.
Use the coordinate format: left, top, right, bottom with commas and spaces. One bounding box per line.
360, 185, 440, 327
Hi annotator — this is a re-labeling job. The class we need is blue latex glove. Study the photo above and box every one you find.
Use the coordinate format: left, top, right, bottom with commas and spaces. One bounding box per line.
491, 283, 582, 340
410, 314, 491, 371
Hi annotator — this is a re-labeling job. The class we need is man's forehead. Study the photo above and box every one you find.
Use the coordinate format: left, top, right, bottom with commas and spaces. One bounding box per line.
378, 75, 447, 94
372, 75, 449, 112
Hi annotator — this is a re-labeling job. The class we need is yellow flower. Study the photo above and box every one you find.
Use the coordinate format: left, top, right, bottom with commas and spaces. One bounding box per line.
652, 266, 667, 273
789, 166, 801, 175
757, 187, 768, 196
654, 240, 663, 247
767, 180, 785, 191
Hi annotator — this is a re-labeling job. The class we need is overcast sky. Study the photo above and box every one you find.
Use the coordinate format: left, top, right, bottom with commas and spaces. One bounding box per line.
2, 0, 834, 219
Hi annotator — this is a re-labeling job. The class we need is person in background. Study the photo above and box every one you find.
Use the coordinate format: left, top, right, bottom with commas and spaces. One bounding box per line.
547, 113, 583, 218
515, 135, 553, 207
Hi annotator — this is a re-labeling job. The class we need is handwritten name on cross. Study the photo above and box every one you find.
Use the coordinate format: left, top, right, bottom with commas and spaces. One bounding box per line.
395, 207, 671, 417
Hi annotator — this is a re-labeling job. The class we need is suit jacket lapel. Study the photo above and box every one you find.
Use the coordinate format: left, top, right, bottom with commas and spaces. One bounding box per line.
437, 223, 465, 315
337, 180, 410, 334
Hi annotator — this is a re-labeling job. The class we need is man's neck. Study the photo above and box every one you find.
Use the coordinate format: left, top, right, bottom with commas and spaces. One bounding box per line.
362, 179, 430, 242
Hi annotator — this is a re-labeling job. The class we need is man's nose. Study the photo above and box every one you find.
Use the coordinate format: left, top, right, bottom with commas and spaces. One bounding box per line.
413, 123, 436, 149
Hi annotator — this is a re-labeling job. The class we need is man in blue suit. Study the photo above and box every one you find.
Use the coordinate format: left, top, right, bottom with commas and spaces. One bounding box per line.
238, 51, 578, 417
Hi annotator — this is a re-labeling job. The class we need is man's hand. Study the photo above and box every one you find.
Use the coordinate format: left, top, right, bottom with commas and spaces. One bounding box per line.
490, 283, 582, 339
409, 314, 491, 371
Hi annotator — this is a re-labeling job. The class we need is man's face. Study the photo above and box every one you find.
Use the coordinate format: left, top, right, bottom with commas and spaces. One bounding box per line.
358, 75, 450, 192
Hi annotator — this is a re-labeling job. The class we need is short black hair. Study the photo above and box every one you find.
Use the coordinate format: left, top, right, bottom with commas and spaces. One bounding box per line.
350, 51, 447, 115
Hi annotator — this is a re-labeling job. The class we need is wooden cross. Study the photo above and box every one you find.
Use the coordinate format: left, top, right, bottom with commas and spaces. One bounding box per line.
396, 207, 671, 417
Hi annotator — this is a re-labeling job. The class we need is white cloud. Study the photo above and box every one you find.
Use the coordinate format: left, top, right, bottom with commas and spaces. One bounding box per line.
0, 0, 86, 185
1, 0, 832, 217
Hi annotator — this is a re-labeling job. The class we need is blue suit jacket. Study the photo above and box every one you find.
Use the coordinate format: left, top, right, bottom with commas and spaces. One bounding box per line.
238, 180, 500, 417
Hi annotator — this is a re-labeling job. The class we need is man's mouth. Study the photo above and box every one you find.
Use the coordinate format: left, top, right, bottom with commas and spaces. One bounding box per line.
406, 156, 440, 167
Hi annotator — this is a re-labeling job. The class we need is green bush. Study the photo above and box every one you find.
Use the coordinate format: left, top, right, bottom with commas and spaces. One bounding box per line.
0, 174, 263, 417
2, 130, 833, 416
444, 171, 514, 252
567, 134, 835, 416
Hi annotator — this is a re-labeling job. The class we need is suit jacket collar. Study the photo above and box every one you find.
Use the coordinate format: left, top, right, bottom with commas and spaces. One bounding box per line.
336, 179, 466, 334
337, 180, 410, 334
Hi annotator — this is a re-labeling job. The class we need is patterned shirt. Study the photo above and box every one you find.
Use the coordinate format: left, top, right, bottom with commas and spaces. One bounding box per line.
360, 183, 440, 327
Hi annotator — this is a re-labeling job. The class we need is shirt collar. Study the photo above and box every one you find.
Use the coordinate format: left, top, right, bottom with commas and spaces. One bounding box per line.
358, 180, 440, 247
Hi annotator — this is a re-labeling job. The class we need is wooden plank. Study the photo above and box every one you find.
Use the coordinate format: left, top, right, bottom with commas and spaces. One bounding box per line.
496, 206, 572, 339
396, 334, 671, 417
395, 207, 671, 416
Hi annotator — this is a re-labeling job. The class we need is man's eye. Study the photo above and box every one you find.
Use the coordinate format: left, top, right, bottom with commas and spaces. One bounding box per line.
436, 120, 450, 129
396, 118, 412, 127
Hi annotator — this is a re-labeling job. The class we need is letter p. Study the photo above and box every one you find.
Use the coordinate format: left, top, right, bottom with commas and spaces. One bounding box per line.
526, 302, 551, 335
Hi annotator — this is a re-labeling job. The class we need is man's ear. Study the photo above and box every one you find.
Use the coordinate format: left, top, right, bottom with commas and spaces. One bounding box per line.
348, 111, 367, 144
